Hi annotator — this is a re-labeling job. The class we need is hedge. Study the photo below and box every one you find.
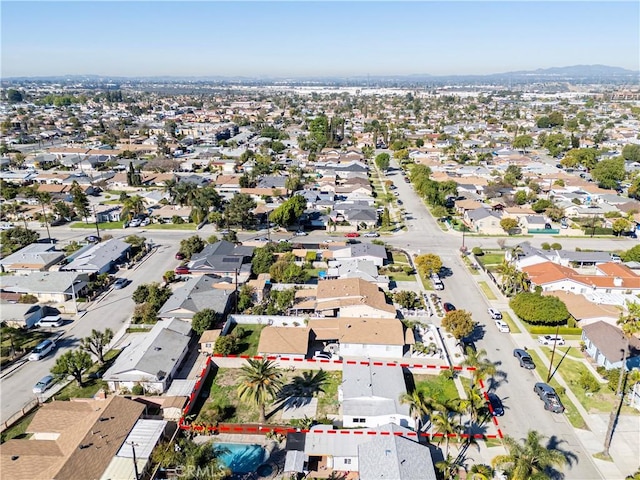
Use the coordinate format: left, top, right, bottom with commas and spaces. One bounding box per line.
528, 326, 583, 335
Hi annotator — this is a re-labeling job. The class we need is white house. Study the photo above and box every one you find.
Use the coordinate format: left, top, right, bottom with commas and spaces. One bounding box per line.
337, 318, 411, 359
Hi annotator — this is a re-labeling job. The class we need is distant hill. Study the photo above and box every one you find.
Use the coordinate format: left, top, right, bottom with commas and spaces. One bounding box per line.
502, 65, 637, 76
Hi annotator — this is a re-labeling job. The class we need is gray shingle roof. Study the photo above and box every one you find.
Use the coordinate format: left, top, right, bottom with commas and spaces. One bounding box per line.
0, 271, 88, 294
358, 435, 437, 480
341, 363, 409, 418
158, 275, 233, 319
0, 243, 64, 269
61, 238, 130, 272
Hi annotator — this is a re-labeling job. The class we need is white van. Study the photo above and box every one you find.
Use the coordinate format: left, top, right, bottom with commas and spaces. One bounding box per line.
29, 339, 56, 361
37, 315, 63, 328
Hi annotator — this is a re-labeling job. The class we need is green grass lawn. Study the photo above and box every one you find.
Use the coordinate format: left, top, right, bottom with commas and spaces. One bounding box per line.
538, 348, 638, 415
70, 221, 124, 229
389, 272, 416, 282
478, 281, 497, 300
53, 350, 120, 400
392, 252, 410, 264
230, 324, 265, 356
501, 311, 521, 334
316, 371, 342, 419
306, 268, 324, 279
1, 411, 36, 443
476, 252, 504, 266
413, 372, 460, 404
145, 223, 197, 230
526, 350, 588, 429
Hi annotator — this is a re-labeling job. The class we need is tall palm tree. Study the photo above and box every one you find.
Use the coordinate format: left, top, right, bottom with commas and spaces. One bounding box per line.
399, 389, 432, 431
492, 430, 568, 480
603, 301, 640, 456
429, 400, 463, 458
121, 195, 146, 222
496, 260, 530, 296
163, 178, 179, 204
237, 358, 283, 423
463, 384, 488, 425
462, 347, 497, 387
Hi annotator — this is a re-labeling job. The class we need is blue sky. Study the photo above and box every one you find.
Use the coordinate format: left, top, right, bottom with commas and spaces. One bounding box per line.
2, 1, 638, 77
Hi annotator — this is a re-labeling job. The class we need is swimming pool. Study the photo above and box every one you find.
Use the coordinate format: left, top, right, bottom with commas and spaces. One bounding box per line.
214, 443, 266, 474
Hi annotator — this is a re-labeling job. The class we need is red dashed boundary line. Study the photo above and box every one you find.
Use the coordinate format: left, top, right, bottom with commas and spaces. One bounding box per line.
178, 356, 503, 440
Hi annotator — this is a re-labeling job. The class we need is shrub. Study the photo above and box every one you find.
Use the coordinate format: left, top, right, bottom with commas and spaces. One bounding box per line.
550, 242, 562, 250
214, 335, 239, 355
472, 247, 484, 256
131, 384, 144, 395
541, 242, 551, 250
510, 292, 569, 325
578, 371, 600, 393
554, 385, 566, 396
19, 294, 38, 304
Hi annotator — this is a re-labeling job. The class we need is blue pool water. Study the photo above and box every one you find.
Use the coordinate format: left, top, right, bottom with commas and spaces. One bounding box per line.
214, 443, 266, 473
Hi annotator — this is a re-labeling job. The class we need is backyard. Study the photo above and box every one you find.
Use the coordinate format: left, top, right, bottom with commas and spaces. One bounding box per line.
227, 324, 265, 356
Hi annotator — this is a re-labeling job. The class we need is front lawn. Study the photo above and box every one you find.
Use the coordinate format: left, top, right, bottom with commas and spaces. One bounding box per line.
389, 272, 416, 282
501, 311, 521, 334
526, 350, 587, 429
1, 330, 54, 367
145, 223, 197, 230
412, 372, 460, 404
392, 252, 410, 264
475, 252, 504, 267
1, 411, 36, 443
70, 221, 124, 229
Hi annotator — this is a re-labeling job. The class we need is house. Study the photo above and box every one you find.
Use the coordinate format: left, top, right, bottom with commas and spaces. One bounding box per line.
285, 424, 437, 479
93, 204, 122, 223
0, 271, 89, 303
330, 243, 387, 267
339, 362, 410, 429
103, 318, 191, 394
257, 326, 311, 360
582, 321, 640, 370
0, 396, 145, 480
152, 205, 192, 223
465, 208, 503, 235
199, 329, 222, 355
61, 238, 131, 274
336, 318, 412, 358
1, 303, 46, 328
311, 278, 397, 318
0, 243, 64, 275
542, 291, 620, 326
188, 240, 254, 282
519, 214, 549, 232
325, 259, 389, 289
157, 274, 235, 321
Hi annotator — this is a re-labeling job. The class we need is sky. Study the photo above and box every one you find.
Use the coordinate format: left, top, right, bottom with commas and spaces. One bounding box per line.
1, 1, 638, 78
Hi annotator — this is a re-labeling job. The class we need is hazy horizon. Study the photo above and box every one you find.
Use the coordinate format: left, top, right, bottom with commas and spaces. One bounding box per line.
2, 1, 638, 78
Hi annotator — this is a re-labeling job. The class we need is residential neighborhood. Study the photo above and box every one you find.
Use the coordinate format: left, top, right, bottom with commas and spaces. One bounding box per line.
1, 74, 640, 480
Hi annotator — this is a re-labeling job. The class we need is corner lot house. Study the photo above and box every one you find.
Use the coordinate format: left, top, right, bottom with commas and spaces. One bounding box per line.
61, 238, 131, 274
582, 321, 640, 370
103, 319, 191, 394
0, 271, 89, 303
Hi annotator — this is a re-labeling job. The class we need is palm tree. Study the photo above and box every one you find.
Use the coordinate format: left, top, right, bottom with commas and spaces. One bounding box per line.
430, 403, 463, 457
492, 430, 568, 480
463, 384, 488, 425
163, 178, 179, 203
121, 195, 146, 222
287, 370, 328, 397
436, 453, 462, 479
399, 389, 432, 431
603, 301, 640, 457
496, 260, 530, 296
462, 347, 497, 387
468, 464, 494, 480
237, 358, 283, 423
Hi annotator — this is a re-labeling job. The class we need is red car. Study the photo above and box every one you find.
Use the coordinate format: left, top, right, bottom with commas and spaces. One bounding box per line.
174, 266, 190, 275
344, 232, 360, 238
175, 252, 185, 260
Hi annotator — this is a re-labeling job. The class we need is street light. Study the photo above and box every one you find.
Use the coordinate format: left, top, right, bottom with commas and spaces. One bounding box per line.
127, 442, 140, 480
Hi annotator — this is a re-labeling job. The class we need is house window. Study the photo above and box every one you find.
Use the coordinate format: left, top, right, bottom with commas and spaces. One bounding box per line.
344, 459, 352, 465
353, 418, 366, 423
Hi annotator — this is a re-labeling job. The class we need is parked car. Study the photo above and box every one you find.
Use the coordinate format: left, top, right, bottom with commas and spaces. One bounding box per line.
36, 315, 63, 328
129, 218, 142, 227
487, 392, 504, 416
443, 302, 456, 312
29, 339, 56, 361
397, 199, 404, 205
487, 308, 502, 320
344, 232, 360, 238
140, 217, 151, 227
294, 231, 307, 236
33, 374, 55, 394
513, 348, 535, 369
314, 351, 332, 360
175, 252, 185, 260
85, 235, 101, 243
534, 382, 565, 413
537, 335, 565, 346
113, 278, 129, 289
363, 232, 379, 237
495, 319, 510, 333
174, 266, 190, 275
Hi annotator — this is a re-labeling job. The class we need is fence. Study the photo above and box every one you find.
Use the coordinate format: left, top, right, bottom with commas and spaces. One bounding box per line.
1, 398, 39, 433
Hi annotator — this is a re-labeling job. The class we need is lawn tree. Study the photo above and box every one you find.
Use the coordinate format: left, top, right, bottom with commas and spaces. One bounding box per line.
512, 135, 533, 153
591, 156, 626, 190
374, 152, 390, 171
192, 309, 217, 335
237, 358, 283, 423
399, 389, 431, 431
442, 310, 475, 340
179, 235, 205, 259
1, 226, 39, 255
613, 218, 631, 236
51, 350, 93, 387
80, 328, 114, 365
214, 334, 239, 355
500, 218, 519, 234
268, 195, 306, 227
224, 193, 256, 229
70, 181, 90, 222
393, 290, 419, 309
415, 253, 442, 276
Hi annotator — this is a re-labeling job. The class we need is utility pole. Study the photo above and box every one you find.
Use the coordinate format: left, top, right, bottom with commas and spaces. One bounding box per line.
39, 197, 52, 244
128, 442, 140, 480
92, 205, 100, 239
234, 268, 239, 314
546, 323, 561, 382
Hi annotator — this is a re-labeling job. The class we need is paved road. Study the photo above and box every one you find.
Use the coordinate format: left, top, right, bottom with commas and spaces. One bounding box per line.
0, 233, 181, 425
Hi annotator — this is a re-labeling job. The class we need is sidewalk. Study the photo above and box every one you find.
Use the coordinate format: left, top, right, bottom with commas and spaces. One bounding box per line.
469, 258, 637, 479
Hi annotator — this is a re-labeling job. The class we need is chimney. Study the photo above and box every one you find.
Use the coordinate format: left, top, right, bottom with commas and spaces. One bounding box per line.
613, 277, 623, 287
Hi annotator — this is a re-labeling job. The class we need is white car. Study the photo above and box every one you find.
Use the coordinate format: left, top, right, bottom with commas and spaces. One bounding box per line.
538, 335, 566, 346
129, 218, 142, 227
363, 232, 379, 237
487, 308, 503, 320
140, 218, 150, 226
294, 231, 307, 236
495, 320, 510, 333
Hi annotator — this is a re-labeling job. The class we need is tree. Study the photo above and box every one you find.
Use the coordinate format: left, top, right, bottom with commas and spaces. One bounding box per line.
415, 253, 442, 276
251, 245, 276, 274
269, 195, 306, 227
6, 88, 23, 103
380, 207, 391, 227
496, 261, 530, 297
374, 152, 390, 171
394, 290, 419, 309
514, 190, 527, 205
70, 181, 90, 222
281, 370, 329, 399
124, 234, 147, 248
510, 292, 569, 325
531, 199, 552, 213
500, 217, 519, 234
468, 464, 494, 480
504, 165, 523, 186
462, 347, 496, 385
214, 334, 239, 355
492, 430, 568, 480
121, 195, 146, 222
602, 302, 640, 457
442, 310, 475, 340
224, 193, 256, 229
179, 235, 205, 259
622, 144, 640, 163
399, 389, 431, 431
237, 358, 283, 423
591, 156, 626, 190
1, 226, 39, 255
622, 244, 640, 262
513, 135, 533, 153
561, 148, 597, 171
612, 218, 631, 236
192, 309, 218, 335
80, 328, 114, 365
51, 350, 93, 387
126, 162, 141, 187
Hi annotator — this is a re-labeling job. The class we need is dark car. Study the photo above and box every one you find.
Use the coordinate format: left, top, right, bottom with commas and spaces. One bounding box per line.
85, 235, 101, 243
534, 382, 565, 413
443, 302, 456, 312
513, 348, 535, 369
175, 252, 185, 260
487, 392, 504, 416
174, 266, 190, 275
